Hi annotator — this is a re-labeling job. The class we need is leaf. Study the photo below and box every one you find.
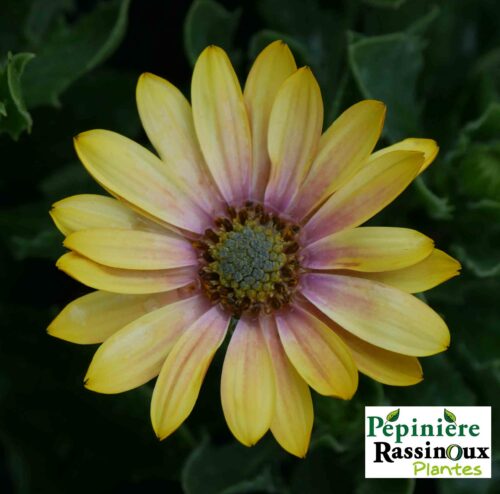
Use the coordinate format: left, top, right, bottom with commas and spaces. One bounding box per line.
0, 52, 35, 139
22, 0, 131, 107
443, 408, 456, 423
183, 0, 241, 67
362, 0, 407, 8
413, 176, 454, 220
348, 31, 424, 141
386, 408, 400, 422
181, 437, 282, 494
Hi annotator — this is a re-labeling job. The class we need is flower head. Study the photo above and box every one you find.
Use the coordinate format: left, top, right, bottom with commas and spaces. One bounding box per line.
48, 41, 460, 457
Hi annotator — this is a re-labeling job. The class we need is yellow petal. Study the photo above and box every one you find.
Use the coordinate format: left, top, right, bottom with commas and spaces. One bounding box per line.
48, 290, 185, 344
244, 41, 297, 200
221, 317, 275, 446
339, 329, 423, 386
191, 46, 252, 203
291, 100, 386, 219
64, 229, 197, 270
74, 130, 210, 233
264, 67, 323, 211
304, 150, 424, 243
50, 194, 162, 236
358, 249, 461, 293
301, 273, 450, 357
260, 315, 313, 458
303, 227, 434, 272
136, 73, 221, 213
85, 294, 209, 394
370, 138, 438, 175
151, 306, 229, 440
276, 306, 358, 398
56, 252, 195, 294
305, 302, 423, 386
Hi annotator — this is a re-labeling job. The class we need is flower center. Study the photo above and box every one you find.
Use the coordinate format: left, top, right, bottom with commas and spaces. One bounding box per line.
194, 202, 301, 316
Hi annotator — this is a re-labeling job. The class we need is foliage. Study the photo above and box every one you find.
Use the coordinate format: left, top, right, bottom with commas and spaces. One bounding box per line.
1, 0, 499, 492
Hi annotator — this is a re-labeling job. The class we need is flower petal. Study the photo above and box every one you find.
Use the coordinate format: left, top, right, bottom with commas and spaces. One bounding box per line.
74, 130, 210, 233
50, 194, 162, 236
369, 138, 438, 175
84, 294, 209, 394
291, 100, 386, 219
261, 315, 313, 458
136, 72, 221, 213
191, 46, 252, 204
358, 249, 461, 293
304, 302, 423, 386
264, 67, 323, 211
338, 329, 423, 386
64, 229, 197, 270
276, 305, 358, 398
303, 227, 434, 272
56, 252, 195, 294
303, 150, 424, 244
151, 306, 229, 440
221, 317, 275, 446
47, 290, 185, 344
244, 41, 297, 200
301, 273, 450, 356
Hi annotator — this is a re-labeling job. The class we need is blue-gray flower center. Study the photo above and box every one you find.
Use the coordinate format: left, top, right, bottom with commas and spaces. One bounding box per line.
195, 203, 301, 316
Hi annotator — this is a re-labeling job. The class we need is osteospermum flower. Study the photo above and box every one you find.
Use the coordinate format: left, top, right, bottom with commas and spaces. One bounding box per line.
48, 41, 460, 457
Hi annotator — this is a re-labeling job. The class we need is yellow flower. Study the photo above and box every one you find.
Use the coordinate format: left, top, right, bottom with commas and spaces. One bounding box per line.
48, 41, 460, 457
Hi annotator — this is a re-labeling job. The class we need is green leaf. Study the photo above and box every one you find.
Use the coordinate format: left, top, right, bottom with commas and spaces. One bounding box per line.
459, 143, 500, 201
181, 437, 282, 494
0, 52, 35, 139
183, 0, 241, 67
386, 408, 400, 422
362, 0, 407, 9
444, 408, 456, 423
348, 31, 424, 141
413, 176, 454, 220
22, 0, 131, 107
452, 243, 500, 278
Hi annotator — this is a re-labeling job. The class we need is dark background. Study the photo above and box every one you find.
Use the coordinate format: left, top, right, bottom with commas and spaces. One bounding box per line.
1, 0, 499, 492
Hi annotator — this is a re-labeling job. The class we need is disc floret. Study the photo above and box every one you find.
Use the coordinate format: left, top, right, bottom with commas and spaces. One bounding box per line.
195, 202, 300, 316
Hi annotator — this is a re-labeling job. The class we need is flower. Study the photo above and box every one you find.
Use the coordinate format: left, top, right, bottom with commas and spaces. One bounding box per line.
48, 41, 460, 457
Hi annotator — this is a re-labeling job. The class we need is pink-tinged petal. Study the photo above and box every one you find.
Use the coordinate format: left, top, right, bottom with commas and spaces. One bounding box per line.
50, 194, 164, 236
369, 138, 438, 175
244, 41, 297, 200
64, 228, 197, 270
191, 46, 252, 204
276, 305, 358, 398
303, 227, 434, 272
264, 67, 323, 211
47, 290, 187, 345
74, 130, 211, 234
260, 315, 313, 458
136, 72, 222, 214
84, 294, 209, 394
221, 317, 275, 446
303, 150, 424, 244
56, 252, 196, 294
301, 273, 450, 357
290, 100, 386, 219
151, 306, 229, 440
356, 249, 461, 293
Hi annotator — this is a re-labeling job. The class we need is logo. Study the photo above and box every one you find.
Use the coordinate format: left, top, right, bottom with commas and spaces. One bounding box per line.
365, 406, 491, 478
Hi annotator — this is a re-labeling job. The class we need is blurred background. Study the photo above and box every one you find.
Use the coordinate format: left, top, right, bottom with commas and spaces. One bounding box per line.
1, 0, 499, 492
